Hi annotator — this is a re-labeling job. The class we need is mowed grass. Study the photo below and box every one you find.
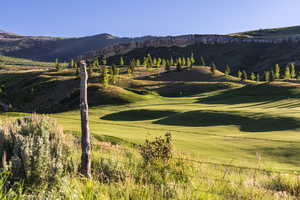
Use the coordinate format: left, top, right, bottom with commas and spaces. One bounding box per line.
23, 84, 298, 172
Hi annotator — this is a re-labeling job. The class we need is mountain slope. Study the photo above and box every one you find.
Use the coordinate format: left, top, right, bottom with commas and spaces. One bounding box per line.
0, 26, 300, 63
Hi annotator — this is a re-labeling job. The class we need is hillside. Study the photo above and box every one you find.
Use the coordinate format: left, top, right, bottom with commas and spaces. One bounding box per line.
110, 41, 300, 74
1, 26, 300, 64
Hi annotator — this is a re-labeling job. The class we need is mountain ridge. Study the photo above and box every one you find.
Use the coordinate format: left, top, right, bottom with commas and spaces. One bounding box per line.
0, 25, 300, 62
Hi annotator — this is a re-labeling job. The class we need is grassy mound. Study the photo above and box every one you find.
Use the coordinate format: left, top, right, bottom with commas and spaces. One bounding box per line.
139, 66, 239, 82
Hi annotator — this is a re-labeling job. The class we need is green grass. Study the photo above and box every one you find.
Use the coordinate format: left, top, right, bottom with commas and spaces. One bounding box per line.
21, 83, 298, 173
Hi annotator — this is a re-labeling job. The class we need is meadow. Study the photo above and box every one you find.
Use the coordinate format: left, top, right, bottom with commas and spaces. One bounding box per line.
1, 58, 300, 199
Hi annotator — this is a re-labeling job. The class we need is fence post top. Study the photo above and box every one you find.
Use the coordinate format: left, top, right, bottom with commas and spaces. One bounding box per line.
79, 60, 86, 65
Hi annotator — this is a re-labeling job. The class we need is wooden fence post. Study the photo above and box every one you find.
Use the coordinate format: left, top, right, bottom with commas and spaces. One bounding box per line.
79, 60, 92, 178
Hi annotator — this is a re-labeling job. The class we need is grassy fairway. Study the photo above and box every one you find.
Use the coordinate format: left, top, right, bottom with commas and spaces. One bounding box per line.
35, 86, 300, 172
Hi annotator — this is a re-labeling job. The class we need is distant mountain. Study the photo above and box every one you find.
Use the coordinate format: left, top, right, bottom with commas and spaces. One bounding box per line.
1, 26, 300, 62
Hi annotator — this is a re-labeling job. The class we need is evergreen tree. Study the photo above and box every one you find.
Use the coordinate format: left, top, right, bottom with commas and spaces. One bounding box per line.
190, 52, 196, 65
70, 59, 75, 68
128, 59, 136, 75
170, 57, 174, 66
153, 58, 157, 66
120, 57, 125, 66
200, 56, 206, 66
256, 74, 260, 82
147, 54, 153, 67
291, 63, 296, 79
210, 63, 216, 75
165, 61, 171, 71
224, 65, 231, 76
100, 66, 109, 88
270, 70, 275, 82
242, 70, 248, 81
111, 65, 119, 84
250, 72, 256, 81
162, 59, 167, 67
75, 63, 79, 76
264, 71, 270, 82
136, 59, 141, 66
178, 58, 182, 66
284, 64, 291, 80
187, 58, 192, 70
237, 70, 242, 80
182, 57, 186, 66
102, 56, 107, 65
55, 58, 61, 71
157, 58, 162, 68
275, 64, 280, 79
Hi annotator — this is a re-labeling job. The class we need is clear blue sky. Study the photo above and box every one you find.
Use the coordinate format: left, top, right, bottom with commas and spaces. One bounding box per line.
1, 0, 299, 37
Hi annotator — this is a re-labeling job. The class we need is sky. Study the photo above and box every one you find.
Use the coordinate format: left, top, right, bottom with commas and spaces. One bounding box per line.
1, 0, 300, 38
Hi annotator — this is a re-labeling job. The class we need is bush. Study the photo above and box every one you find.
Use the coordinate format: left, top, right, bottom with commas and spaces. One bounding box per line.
0, 114, 68, 185
139, 133, 172, 165
92, 158, 127, 183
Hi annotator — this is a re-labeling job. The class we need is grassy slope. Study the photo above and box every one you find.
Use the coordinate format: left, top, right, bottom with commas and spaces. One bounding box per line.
7, 82, 294, 172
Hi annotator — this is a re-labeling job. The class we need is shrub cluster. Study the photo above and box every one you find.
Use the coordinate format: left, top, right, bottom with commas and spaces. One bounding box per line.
0, 114, 68, 185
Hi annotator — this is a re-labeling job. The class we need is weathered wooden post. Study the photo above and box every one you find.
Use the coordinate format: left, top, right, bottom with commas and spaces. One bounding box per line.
79, 60, 92, 178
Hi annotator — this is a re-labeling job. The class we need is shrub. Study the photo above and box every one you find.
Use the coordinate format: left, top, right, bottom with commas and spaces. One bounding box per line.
92, 158, 127, 183
0, 114, 68, 185
139, 133, 173, 165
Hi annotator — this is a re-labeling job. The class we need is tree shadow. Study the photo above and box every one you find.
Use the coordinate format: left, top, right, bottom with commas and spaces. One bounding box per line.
154, 110, 300, 132
101, 109, 178, 121
198, 84, 300, 105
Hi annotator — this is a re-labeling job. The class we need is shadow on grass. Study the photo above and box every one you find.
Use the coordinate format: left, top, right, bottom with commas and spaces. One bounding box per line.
101, 109, 178, 121
154, 110, 300, 132
243, 145, 300, 166
198, 84, 300, 105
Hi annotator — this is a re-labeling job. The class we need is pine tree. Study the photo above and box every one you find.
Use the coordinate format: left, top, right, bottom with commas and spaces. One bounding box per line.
170, 57, 174, 66
102, 56, 107, 65
120, 57, 124, 66
190, 52, 196, 65
55, 58, 61, 71
256, 74, 260, 82
284, 64, 291, 80
237, 70, 242, 80
200, 56, 206, 66
242, 70, 248, 81
162, 59, 167, 67
275, 64, 280, 79
187, 58, 192, 70
100, 66, 109, 88
153, 58, 157, 66
136, 59, 141, 67
270, 70, 275, 82
211, 63, 216, 75
178, 58, 182, 66
111, 65, 119, 84
128, 59, 136, 75
157, 58, 162, 68
224, 65, 231, 76
264, 71, 270, 82
147, 54, 153, 67
75, 63, 79, 76
250, 72, 256, 81
182, 57, 186, 66
70, 59, 75, 68
165, 62, 171, 71
291, 63, 296, 79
